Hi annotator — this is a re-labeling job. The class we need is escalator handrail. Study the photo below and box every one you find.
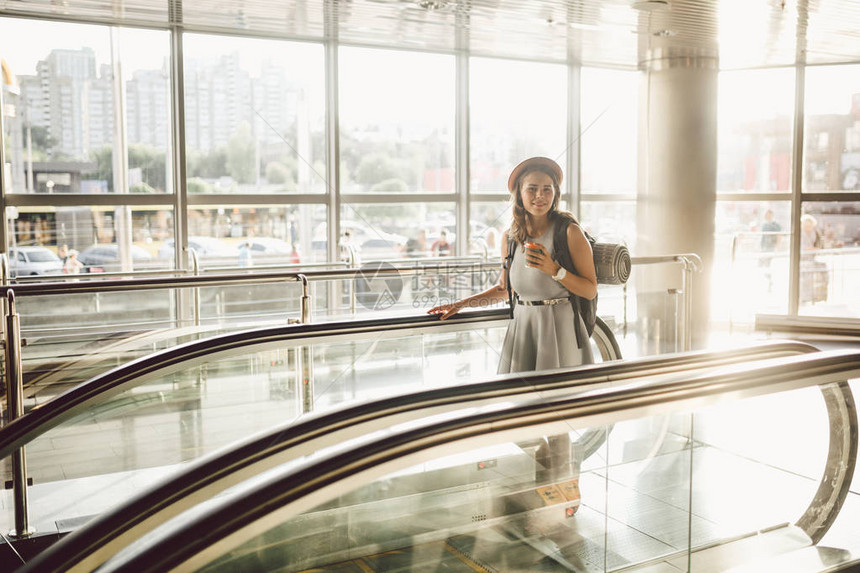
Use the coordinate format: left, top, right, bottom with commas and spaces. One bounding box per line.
24, 316, 299, 391
78, 349, 860, 573
0, 309, 813, 463
0, 309, 510, 457
17, 340, 827, 573
3, 260, 500, 297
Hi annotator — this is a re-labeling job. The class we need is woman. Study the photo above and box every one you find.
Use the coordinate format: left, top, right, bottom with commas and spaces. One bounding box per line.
428, 156, 597, 373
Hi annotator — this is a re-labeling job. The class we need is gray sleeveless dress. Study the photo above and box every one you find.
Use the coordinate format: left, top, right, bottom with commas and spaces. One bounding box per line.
498, 222, 590, 374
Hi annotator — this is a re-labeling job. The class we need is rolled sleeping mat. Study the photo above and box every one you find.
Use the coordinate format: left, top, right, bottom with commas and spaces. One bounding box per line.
593, 242, 631, 285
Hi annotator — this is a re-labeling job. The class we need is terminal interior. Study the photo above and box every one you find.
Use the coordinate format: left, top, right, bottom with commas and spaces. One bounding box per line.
1, 0, 860, 571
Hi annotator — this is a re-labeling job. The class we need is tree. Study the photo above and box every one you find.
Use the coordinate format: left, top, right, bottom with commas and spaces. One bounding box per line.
265, 161, 292, 184
186, 177, 214, 194
355, 152, 400, 187
226, 122, 256, 184
128, 144, 167, 191
187, 148, 220, 179
370, 178, 408, 193
91, 146, 114, 192
130, 182, 157, 194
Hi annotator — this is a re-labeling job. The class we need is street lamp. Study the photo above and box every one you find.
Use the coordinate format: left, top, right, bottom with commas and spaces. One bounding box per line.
46, 179, 54, 193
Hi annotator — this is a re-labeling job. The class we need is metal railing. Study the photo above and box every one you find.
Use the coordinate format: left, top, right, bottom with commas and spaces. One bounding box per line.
24, 346, 857, 572
755, 314, 860, 338
1, 339, 832, 570
0, 249, 700, 539
728, 231, 860, 330
628, 254, 703, 352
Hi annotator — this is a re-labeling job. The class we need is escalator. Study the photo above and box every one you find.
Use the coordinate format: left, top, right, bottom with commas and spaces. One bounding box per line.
0, 313, 853, 572
0, 309, 616, 550
13, 318, 290, 404
16, 348, 858, 572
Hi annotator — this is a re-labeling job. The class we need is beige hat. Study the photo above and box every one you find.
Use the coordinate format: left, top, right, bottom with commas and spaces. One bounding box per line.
507, 156, 563, 193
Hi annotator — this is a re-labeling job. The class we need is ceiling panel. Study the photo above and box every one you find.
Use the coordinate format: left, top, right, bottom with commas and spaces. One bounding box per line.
2, 0, 860, 68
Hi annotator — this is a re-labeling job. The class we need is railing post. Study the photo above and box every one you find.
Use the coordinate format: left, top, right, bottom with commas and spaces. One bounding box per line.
5, 290, 34, 538
729, 234, 738, 334
668, 288, 682, 353
298, 274, 311, 325
296, 274, 314, 413
678, 257, 696, 352
345, 246, 358, 316
188, 248, 200, 327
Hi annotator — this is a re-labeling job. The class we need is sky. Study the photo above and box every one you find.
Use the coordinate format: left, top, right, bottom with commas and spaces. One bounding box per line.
0, 18, 167, 80
2, 13, 856, 120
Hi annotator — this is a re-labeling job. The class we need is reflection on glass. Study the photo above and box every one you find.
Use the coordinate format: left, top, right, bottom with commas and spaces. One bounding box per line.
692, 388, 826, 536
6, 205, 173, 273
469, 201, 511, 258
183, 34, 325, 194
718, 68, 795, 193
200, 430, 608, 572
188, 204, 326, 267
713, 201, 791, 323
338, 202, 455, 261
581, 67, 638, 195
10, 325, 506, 530
604, 414, 692, 567
798, 201, 860, 318
339, 47, 455, 194
0, 18, 171, 194
470, 58, 567, 193
195, 384, 832, 572
581, 201, 636, 250
121, 27, 172, 194
803, 64, 860, 193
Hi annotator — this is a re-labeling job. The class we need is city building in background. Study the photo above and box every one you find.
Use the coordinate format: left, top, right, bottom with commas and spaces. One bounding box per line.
2, 4, 860, 330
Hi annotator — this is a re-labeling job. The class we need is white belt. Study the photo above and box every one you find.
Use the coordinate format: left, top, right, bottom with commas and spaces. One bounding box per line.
517, 297, 570, 307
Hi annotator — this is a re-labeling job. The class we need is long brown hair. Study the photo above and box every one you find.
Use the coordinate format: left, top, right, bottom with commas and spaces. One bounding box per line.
508, 164, 564, 244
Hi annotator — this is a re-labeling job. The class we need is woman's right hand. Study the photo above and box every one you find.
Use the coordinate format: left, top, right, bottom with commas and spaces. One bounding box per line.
427, 302, 462, 320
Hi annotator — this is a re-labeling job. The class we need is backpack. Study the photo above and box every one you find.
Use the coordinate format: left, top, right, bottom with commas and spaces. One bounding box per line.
504, 213, 598, 350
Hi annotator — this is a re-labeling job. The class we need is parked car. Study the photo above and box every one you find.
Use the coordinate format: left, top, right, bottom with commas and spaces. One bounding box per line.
235, 237, 303, 266
157, 237, 236, 260
360, 235, 407, 260
77, 244, 155, 273
240, 237, 293, 255
9, 246, 64, 277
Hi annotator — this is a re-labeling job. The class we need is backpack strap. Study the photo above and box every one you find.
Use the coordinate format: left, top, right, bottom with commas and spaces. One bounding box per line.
551, 216, 597, 352
504, 237, 516, 319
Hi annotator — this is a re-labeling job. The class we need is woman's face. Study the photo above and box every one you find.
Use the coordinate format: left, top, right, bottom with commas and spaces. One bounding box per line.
519, 171, 556, 218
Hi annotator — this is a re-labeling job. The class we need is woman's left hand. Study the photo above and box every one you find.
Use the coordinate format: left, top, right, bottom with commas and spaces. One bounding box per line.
524, 243, 559, 276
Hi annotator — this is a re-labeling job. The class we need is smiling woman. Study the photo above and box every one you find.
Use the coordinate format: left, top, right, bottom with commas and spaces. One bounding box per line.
428, 156, 597, 373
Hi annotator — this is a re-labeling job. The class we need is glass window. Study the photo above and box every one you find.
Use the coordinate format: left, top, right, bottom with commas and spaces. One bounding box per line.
580, 68, 638, 195
338, 47, 455, 194
717, 68, 795, 194
1, 18, 171, 194
187, 205, 326, 267
470, 58, 567, 194
469, 201, 512, 259
338, 202, 455, 261
713, 201, 791, 323
183, 34, 326, 194
581, 201, 636, 249
803, 64, 860, 193
123, 27, 173, 194
798, 201, 860, 318
6, 205, 173, 273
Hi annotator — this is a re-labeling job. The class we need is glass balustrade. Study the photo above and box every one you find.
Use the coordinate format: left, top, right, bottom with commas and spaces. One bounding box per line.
9, 255, 689, 405
0, 316, 510, 534
104, 372, 855, 573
